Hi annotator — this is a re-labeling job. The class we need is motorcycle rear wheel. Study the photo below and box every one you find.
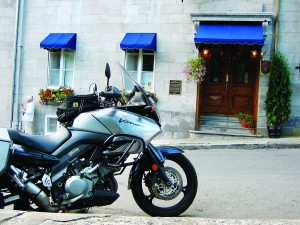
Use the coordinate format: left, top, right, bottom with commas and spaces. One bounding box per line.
131, 154, 198, 217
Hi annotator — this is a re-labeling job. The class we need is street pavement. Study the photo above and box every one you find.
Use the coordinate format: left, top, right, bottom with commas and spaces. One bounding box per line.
1, 136, 300, 225
152, 135, 300, 150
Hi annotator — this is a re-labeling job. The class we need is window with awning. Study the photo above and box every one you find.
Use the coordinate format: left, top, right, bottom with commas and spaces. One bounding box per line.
40, 33, 76, 88
120, 33, 157, 91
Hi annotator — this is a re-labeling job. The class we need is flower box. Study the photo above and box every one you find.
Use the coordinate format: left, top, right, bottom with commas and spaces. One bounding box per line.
39, 86, 74, 105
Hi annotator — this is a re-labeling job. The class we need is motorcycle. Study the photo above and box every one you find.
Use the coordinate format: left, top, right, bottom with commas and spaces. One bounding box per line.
0, 63, 198, 217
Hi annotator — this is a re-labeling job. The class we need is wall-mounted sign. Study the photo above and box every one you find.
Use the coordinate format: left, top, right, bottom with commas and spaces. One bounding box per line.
261, 59, 271, 76
169, 80, 182, 95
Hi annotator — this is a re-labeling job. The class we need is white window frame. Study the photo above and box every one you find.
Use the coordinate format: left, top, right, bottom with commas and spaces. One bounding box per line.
44, 115, 60, 135
125, 49, 155, 91
47, 49, 75, 89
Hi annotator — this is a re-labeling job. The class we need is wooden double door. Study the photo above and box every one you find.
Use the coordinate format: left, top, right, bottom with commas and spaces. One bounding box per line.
200, 45, 259, 116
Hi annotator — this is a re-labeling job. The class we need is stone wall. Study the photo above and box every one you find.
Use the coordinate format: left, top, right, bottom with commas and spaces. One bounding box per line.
0, 0, 15, 128
277, 0, 300, 136
1, 0, 300, 138
15, 0, 199, 135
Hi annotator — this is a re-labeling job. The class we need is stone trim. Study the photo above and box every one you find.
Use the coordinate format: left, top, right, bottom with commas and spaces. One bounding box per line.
191, 12, 274, 23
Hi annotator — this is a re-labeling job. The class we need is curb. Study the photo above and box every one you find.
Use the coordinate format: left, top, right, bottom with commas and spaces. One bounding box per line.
155, 143, 300, 150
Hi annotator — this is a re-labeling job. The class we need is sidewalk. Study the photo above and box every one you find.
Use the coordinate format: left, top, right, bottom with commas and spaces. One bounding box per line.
0, 210, 299, 225
152, 136, 300, 150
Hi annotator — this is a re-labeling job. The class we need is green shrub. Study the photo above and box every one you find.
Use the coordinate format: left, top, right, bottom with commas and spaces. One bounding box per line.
264, 53, 292, 126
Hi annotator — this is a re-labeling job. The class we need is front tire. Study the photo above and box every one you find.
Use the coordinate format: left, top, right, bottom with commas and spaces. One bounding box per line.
131, 154, 198, 217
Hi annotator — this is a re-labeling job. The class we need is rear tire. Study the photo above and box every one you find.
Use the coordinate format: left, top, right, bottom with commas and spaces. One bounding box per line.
131, 154, 198, 217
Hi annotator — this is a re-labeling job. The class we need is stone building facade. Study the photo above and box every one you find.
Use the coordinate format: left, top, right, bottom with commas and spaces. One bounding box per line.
1, 0, 300, 138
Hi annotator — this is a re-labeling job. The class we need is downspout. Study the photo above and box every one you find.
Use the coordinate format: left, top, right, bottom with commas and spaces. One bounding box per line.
273, 0, 279, 54
9, 0, 23, 129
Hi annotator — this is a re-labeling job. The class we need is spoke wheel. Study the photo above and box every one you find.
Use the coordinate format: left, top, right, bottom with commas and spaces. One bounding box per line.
131, 154, 198, 217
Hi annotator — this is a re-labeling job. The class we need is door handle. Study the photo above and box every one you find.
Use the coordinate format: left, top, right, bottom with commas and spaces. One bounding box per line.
225, 74, 229, 90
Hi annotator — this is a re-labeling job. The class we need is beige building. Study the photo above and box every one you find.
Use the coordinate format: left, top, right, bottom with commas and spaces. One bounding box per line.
1, 0, 299, 138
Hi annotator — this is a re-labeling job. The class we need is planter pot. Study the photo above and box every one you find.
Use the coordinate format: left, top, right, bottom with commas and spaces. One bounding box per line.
241, 119, 247, 128
42, 100, 61, 106
267, 125, 282, 138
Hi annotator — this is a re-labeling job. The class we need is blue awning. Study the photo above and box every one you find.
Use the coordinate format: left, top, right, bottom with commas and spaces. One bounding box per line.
194, 24, 264, 45
40, 33, 77, 50
120, 33, 157, 51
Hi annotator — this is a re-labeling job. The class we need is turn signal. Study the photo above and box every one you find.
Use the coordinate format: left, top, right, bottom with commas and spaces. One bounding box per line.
151, 164, 159, 171
144, 106, 155, 113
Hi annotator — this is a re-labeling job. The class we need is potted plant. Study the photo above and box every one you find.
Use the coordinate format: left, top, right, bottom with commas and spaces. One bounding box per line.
39, 86, 74, 105
182, 57, 207, 83
236, 111, 247, 127
236, 112, 255, 131
245, 114, 256, 134
264, 53, 292, 138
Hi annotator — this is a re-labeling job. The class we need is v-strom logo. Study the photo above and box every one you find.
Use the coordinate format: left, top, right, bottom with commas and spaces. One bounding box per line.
119, 118, 142, 127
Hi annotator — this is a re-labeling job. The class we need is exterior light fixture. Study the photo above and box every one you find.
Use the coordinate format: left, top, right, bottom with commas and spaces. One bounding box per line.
250, 49, 258, 59
203, 48, 209, 56
262, 20, 268, 37
201, 47, 210, 60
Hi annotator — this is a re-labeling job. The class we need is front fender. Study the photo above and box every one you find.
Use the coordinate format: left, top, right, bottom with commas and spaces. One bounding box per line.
156, 146, 184, 158
128, 145, 184, 190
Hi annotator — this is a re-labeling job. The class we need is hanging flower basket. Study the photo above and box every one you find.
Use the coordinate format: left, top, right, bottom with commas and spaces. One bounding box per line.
182, 57, 207, 83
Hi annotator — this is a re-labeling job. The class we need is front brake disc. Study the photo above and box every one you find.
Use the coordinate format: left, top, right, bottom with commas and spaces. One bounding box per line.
151, 167, 183, 200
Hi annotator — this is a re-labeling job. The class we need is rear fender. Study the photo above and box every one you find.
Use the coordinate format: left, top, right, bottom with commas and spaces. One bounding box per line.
0, 140, 12, 176
128, 145, 184, 189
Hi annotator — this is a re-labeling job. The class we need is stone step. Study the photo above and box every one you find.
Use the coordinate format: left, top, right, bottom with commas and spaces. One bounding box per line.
197, 115, 260, 138
198, 125, 251, 135
190, 130, 262, 138
199, 119, 240, 127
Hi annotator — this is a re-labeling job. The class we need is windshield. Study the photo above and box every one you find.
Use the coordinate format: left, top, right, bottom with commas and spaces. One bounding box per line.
117, 61, 139, 91
117, 62, 154, 106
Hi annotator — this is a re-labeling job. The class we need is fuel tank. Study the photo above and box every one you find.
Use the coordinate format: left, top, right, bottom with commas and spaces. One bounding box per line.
71, 108, 161, 144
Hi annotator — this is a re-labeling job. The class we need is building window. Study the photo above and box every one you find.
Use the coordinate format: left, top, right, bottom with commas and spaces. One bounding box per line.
45, 115, 60, 134
125, 49, 155, 91
48, 49, 74, 88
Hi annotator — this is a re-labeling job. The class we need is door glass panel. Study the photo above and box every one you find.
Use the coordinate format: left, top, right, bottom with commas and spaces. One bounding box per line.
235, 59, 249, 84
233, 46, 250, 84
209, 55, 223, 83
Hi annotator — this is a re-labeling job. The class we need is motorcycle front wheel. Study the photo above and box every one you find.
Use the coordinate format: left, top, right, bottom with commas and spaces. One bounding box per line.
131, 154, 198, 217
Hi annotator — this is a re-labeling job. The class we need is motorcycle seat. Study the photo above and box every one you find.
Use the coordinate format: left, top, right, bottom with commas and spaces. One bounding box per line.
7, 126, 71, 154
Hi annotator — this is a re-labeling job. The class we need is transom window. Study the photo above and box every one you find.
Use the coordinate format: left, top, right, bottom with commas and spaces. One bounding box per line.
48, 49, 74, 88
125, 49, 155, 91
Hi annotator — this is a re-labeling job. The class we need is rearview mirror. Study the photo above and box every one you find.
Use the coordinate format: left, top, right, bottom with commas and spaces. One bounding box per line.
105, 63, 111, 86
89, 83, 97, 94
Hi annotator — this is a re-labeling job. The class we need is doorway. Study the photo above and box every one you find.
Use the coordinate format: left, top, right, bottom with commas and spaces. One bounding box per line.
199, 44, 260, 116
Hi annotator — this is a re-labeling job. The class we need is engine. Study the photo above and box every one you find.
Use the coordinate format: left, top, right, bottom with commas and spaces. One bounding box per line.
64, 167, 99, 200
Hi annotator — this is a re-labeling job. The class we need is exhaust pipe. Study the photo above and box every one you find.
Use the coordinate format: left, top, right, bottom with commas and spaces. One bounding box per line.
9, 165, 59, 212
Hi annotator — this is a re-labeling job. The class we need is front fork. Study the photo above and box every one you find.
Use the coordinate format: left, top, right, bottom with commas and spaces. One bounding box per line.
128, 143, 184, 189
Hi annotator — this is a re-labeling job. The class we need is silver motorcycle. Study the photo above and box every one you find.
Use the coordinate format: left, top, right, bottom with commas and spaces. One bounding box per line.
0, 63, 198, 217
